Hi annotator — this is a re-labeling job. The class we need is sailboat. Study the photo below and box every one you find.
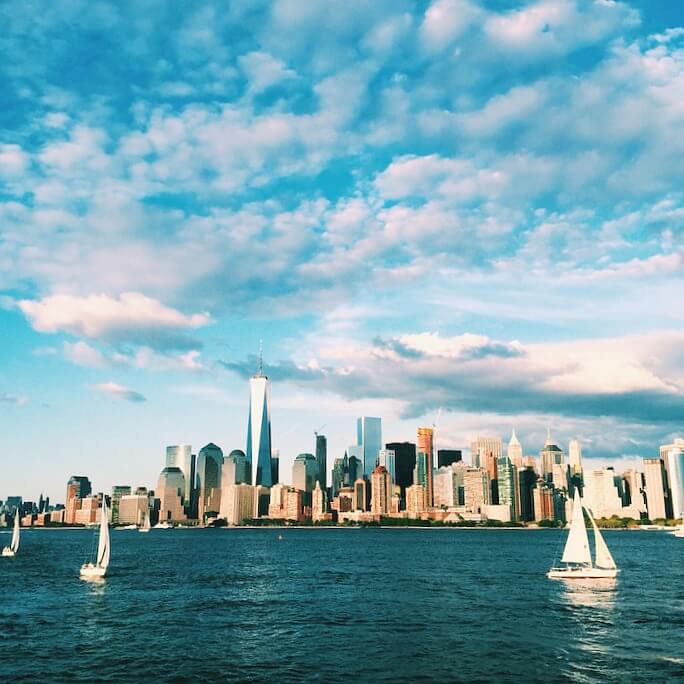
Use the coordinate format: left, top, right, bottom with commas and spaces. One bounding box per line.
80, 499, 110, 579
1, 511, 20, 557
139, 510, 151, 533
548, 489, 618, 579
672, 518, 684, 538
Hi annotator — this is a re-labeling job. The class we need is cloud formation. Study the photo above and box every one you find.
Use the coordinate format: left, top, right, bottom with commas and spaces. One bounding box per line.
93, 382, 146, 403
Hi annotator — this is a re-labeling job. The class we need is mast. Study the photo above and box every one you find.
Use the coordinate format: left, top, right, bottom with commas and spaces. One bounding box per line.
96, 500, 110, 570
560, 489, 592, 566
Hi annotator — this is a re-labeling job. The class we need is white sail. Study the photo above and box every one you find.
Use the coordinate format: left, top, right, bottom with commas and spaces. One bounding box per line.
561, 489, 592, 566
96, 500, 110, 570
142, 511, 151, 530
11, 512, 20, 553
588, 511, 616, 570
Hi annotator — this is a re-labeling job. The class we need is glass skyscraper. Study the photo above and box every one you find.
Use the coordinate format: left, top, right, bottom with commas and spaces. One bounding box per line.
357, 416, 382, 478
315, 434, 327, 489
247, 367, 273, 487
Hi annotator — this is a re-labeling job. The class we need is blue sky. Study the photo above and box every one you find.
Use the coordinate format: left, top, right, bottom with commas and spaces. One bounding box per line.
2, 0, 684, 501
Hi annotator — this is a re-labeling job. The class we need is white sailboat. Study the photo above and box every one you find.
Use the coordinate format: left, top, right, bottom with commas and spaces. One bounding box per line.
2, 511, 20, 557
139, 510, 151, 533
548, 489, 618, 579
80, 499, 110, 579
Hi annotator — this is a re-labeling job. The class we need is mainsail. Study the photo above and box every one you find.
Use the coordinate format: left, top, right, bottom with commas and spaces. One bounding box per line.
561, 489, 592, 566
589, 511, 616, 569
96, 500, 110, 569
10, 512, 20, 553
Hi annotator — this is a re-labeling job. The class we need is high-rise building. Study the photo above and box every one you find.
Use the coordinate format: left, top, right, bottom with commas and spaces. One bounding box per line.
470, 436, 502, 468
643, 458, 669, 520
533, 478, 555, 522
370, 465, 392, 516
315, 434, 327, 489
582, 468, 624, 519
378, 449, 396, 484
568, 439, 583, 475
497, 456, 519, 522
221, 483, 254, 525
437, 449, 462, 468
312, 481, 327, 521
357, 417, 382, 478
540, 430, 564, 481
433, 462, 467, 508
661, 441, 684, 518
197, 443, 223, 521
406, 483, 427, 516
507, 430, 523, 469
271, 449, 280, 485
247, 357, 273, 487
65, 476, 92, 524
332, 455, 347, 497
118, 493, 148, 525
292, 453, 318, 505
354, 478, 369, 511
348, 453, 363, 484
463, 467, 489, 513
417, 427, 434, 506
223, 449, 250, 487
157, 466, 186, 523
111, 485, 131, 525
166, 445, 195, 514
385, 442, 416, 501
518, 467, 537, 522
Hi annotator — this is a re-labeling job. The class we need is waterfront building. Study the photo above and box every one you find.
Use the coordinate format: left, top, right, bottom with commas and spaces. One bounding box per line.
417, 427, 434, 506
165, 445, 195, 516
354, 478, 368, 512
334, 487, 355, 513
378, 449, 396, 484
507, 430, 523, 469
533, 479, 554, 522
157, 466, 187, 523
497, 456, 519, 522
74, 495, 100, 525
568, 439, 583, 475
470, 436, 502, 469
643, 458, 670, 520
357, 416, 382, 478
661, 441, 684, 518
197, 443, 223, 521
65, 476, 92, 525
221, 483, 254, 525
312, 481, 329, 522
118, 493, 148, 525
370, 465, 392, 516
269, 485, 304, 521
292, 453, 318, 496
463, 467, 489, 513
406, 483, 427, 516
223, 449, 250, 486
253, 485, 270, 519
385, 442, 416, 502
433, 462, 466, 508
315, 434, 327, 490
551, 463, 568, 492
518, 467, 537, 522
540, 431, 564, 482
582, 468, 625, 519
110, 485, 131, 525
437, 449, 462, 468
247, 356, 274, 487
332, 455, 347, 497
621, 469, 645, 510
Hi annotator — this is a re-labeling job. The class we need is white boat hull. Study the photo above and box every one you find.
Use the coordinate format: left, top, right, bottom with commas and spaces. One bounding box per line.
673, 529, 684, 538
2, 547, 15, 557
80, 563, 107, 578
138, 529, 150, 533
548, 566, 618, 579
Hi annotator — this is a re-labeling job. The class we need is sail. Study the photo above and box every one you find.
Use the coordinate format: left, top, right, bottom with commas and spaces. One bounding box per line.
561, 490, 592, 565
589, 511, 616, 569
96, 501, 110, 569
143, 511, 151, 530
11, 512, 20, 553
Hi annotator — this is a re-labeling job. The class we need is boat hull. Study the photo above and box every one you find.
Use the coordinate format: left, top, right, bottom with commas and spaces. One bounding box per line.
1, 547, 15, 557
80, 563, 107, 579
548, 566, 618, 579
138, 529, 150, 533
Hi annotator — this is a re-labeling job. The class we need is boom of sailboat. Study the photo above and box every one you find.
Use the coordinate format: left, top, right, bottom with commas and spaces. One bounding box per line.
1, 511, 20, 557
548, 489, 618, 579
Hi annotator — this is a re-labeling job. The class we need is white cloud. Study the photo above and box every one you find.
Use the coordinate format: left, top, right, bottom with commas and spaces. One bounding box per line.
93, 381, 146, 402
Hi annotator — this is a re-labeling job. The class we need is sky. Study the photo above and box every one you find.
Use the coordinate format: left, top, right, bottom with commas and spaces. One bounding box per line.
2, 0, 684, 502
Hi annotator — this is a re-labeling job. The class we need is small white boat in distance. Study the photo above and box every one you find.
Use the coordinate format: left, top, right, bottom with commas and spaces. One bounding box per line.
2, 511, 20, 557
139, 511, 151, 533
548, 489, 619, 579
154, 521, 172, 529
80, 500, 110, 579
672, 520, 684, 538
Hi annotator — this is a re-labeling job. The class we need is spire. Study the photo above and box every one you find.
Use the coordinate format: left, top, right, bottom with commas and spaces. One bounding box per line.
545, 424, 552, 446
258, 339, 263, 376
509, 428, 520, 446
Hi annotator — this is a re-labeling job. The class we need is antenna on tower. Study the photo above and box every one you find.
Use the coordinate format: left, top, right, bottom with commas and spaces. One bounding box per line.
258, 339, 264, 376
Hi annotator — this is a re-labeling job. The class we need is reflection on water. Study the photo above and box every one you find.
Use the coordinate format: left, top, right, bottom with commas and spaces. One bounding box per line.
560, 578, 617, 609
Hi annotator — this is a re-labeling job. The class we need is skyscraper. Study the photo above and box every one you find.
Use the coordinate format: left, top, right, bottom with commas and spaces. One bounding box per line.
357, 416, 382, 478
643, 458, 669, 520
568, 439, 583, 475
111, 485, 132, 525
292, 453, 318, 503
497, 456, 518, 521
370, 465, 391, 516
157, 466, 186, 523
507, 430, 523, 469
247, 357, 273, 487
662, 442, 684, 518
470, 436, 502, 468
540, 430, 564, 482
315, 434, 327, 489
437, 449, 462, 468
417, 427, 434, 506
378, 449, 396, 483
386, 442, 417, 501
271, 449, 280, 485
166, 445, 194, 513
196, 443, 223, 521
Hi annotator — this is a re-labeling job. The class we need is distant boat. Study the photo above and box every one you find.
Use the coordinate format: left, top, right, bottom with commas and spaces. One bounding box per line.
548, 489, 619, 579
154, 521, 172, 529
672, 520, 684, 538
2, 512, 20, 557
139, 511, 151, 533
80, 500, 110, 579
116, 524, 138, 531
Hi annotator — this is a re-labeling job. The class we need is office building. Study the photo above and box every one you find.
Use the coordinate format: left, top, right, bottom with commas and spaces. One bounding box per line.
406, 483, 427, 516
582, 468, 624, 519
247, 357, 274, 487
437, 449, 462, 468
110, 485, 131, 524
540, 431, 564, 482
518, 467, 537, 522
507, 430, 523, 469
378, 449, 396, 484
157, 466, 186, 523
433, 462, 466, 508
315, 434, 327, 489
197, 443, 223, 521
661, 441, 684, 518
65, 476, 92, 525
223, 449, 250, 487
118, 493, 148, 525
253, 485, 270, 519
312, 481, 328, 522
417, 427, 434, 506
292, 453, 318, 496
354, 478, 369, 511
385, 442, 416, 501
463, 467, 489, 513
470, 436, 502, 469
568, 439, 583, 475
357, 417, 382, 478
221, 483, 254, 525
497, 456, 519, 522
643, 458, 669, 520
166, 445, 195, 515
271, 449, 280, 485
370, 465, 392, 516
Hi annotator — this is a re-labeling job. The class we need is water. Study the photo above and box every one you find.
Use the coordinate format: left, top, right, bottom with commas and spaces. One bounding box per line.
0, 528, 682, 682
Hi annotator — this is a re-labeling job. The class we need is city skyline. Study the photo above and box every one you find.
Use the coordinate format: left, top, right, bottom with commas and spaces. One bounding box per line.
4, 1, 684, 500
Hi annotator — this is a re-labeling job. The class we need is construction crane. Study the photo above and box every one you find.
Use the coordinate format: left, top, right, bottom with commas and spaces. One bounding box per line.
314, 424, 327, 438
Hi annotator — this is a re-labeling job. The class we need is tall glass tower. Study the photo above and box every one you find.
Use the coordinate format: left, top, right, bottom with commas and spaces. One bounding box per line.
357, 416, 382, 478
247, 354, 273, 487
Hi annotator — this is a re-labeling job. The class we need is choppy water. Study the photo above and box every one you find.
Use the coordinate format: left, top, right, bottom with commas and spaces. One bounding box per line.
0, 527, 682, 682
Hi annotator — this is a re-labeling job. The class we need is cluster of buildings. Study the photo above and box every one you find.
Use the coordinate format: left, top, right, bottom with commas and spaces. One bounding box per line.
3, 364, 684, 529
